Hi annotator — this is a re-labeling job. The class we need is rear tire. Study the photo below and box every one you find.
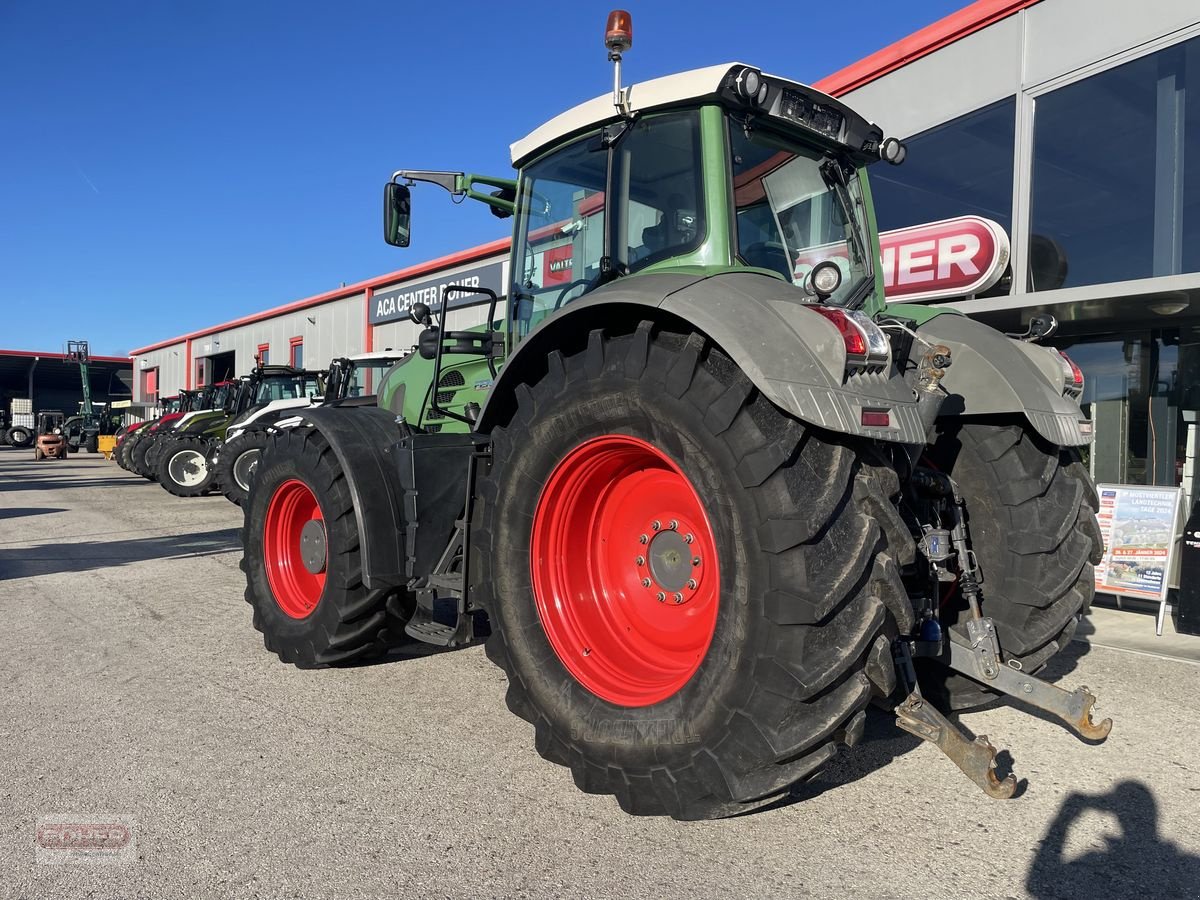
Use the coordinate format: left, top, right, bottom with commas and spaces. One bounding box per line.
156, 437, 217, 497
474, 324, 910, 820
7, 427, 32, 449
918, 421, 1103, 711
217, 430, 271, 507
241, 427, 395, 667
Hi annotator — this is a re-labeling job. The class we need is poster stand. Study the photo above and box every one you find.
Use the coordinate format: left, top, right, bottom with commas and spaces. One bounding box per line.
1093, 484, 1184, 637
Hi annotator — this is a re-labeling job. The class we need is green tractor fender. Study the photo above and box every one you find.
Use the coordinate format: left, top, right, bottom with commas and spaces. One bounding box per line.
479, 270, 1090, 448
914, 313, 1092, 446
479, 270, 928, 442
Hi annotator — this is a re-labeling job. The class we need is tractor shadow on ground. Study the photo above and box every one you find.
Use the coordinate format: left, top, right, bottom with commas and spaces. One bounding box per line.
0, 475, 154, 492
0, 527, 241, 580
1025, 780, 1200, 899
0, 506, 68, 520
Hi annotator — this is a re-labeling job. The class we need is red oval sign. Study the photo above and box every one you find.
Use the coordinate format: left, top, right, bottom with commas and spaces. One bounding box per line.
881, 215, 1010, 302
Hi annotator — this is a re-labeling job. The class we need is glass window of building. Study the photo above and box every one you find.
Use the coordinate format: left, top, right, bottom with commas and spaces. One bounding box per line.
869, 98, 1016, 238
1062, 324, 1200, 487
1030, 35, 1200, 290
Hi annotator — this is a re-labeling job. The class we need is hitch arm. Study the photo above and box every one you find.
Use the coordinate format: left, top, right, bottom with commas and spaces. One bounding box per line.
895, 693, 1017, 799
945, 639, 1112, 742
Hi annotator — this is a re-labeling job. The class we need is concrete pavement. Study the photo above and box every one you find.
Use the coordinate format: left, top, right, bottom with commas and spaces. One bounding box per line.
2, 447, 1199, 899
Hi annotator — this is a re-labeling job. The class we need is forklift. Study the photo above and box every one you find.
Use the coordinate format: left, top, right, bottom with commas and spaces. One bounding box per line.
34, 410, 68, 460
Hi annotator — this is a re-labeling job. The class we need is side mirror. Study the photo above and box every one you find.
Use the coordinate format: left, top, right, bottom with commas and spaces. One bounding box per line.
409, 301, 433, 326
384, 182, 411, 247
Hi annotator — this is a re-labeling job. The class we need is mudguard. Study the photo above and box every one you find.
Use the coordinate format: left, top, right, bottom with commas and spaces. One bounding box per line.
915, 313, 1092, 447
294, 405, 408, 590
480, 270, 929, 443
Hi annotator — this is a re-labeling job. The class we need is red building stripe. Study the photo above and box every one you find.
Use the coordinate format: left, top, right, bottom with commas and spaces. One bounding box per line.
814, 0, 1044, 97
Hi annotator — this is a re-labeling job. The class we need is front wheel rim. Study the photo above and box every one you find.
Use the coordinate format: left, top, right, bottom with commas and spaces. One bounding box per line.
168, 450, 207, 486
233, 449, 261, 491
263, 479, 326, 619
530, 434, 720, 707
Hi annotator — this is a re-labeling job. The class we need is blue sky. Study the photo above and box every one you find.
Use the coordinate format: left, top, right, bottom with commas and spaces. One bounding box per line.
0, 1, 966, 356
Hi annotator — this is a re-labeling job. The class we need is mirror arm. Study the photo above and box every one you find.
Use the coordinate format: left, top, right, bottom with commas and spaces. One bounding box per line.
392, 169, 518, 217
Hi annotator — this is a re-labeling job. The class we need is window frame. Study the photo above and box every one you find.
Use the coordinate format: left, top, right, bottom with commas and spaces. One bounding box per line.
289, 336, 303, 368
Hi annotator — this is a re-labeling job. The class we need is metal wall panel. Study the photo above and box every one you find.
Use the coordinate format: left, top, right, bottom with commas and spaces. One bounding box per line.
1024, 0, 1200, 88
841, 15, 1022, 141
191, 292, 365, 377
133, 344, 187, 402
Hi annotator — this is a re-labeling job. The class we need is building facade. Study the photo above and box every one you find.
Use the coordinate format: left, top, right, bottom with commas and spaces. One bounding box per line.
818, 0, 1200, 493
131, 0, 1200, 499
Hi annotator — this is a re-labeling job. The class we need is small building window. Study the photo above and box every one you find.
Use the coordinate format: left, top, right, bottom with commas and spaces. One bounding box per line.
257, 343, 270, 365
195, 357, 209, 387
141, 367, 159, 404
289, 337, 303, 368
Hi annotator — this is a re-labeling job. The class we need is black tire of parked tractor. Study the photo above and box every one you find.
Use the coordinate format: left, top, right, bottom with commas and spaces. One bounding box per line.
241, 427, 397, 667
6, 426, 33, 449
127, 432, 156, 479
156, 436, 217, 497
85, 433, 99, 454
114, 437, 130, 469
66, 440, 79, 454
473, 324, 912, 821
217, 429, 271, 507
917, 420, 1104, 712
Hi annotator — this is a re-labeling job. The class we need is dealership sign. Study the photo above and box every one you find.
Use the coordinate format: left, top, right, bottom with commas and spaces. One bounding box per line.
792, 216, 1010, 303
370, 260, 505, 325
881, 216, 1010, 302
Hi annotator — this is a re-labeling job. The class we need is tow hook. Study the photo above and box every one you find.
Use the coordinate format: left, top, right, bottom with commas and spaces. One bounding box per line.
892, 625, 1112, 801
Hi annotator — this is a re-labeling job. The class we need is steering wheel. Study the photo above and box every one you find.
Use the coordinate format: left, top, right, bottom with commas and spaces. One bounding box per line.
553, 278, 593, 311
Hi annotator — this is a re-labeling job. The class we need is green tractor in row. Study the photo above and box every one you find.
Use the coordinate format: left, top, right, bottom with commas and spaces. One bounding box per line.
241, 14, 1108, 820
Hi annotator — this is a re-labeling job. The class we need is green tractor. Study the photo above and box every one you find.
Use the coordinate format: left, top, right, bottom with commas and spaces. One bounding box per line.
242, 14, 1107, 820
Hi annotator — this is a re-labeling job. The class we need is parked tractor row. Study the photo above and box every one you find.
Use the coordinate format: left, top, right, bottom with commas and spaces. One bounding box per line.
111, 353, 406, 504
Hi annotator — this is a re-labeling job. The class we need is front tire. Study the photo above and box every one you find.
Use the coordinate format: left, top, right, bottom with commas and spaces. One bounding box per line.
157, 437, 217, 497
241, 427, 395, 666
919, 421, 1103, 710
474, 325, 909, 820
217, 430, 270, 506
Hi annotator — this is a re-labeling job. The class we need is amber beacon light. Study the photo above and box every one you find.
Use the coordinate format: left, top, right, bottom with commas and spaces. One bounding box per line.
605, 10, 633, 53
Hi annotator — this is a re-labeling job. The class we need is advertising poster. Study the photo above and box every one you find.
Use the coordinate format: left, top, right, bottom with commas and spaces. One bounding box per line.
1093, 484, 1182, 611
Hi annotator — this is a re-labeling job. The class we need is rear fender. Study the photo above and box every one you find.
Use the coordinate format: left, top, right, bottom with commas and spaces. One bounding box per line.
914, 314, 1092, 446
478, 271, 927, 443
298, 406, 408, 589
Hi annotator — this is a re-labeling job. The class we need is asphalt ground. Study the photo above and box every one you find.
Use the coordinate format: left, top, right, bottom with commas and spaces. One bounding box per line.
2, 446, 1199, 899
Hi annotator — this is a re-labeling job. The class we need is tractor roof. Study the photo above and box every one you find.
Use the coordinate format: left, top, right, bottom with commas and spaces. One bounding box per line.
510, 62, 876, 168
347, 351, 406, 363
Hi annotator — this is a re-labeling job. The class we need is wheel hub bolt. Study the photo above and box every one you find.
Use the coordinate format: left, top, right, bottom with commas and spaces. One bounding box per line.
639, 534, 649, 545
692, 557, 701, 567
686, 579, 697, 590
642, 577, 652, 588
656, 592, 666, 602
635, 556, 646, 566
652, 520, 661, 531
673, 592, 684, 604
668, 519, 678, 531
684, 533, 694, 544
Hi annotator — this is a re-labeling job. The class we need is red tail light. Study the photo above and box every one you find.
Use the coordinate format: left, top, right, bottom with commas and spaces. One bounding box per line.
810, 307, 867, 361
1056, 350, 1084, 393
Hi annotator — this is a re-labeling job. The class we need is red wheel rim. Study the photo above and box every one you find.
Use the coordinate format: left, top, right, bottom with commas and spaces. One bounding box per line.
263, 479, 326, 619
530, 435, 720, 707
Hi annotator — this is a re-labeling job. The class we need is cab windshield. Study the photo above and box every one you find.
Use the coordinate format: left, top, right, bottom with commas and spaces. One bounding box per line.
732, 125, 873, 308
342, 362, 396, 398
255, 374, 323, 404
